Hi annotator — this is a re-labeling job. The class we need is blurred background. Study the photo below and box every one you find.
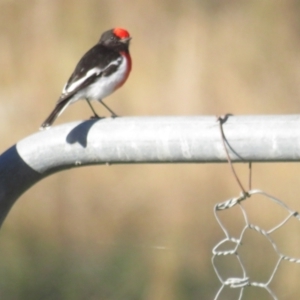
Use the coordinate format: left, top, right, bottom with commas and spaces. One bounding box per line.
1, 0, 300, 299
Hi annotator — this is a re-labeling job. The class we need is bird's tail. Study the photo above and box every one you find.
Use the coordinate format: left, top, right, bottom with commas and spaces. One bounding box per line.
40, 98, 70, 130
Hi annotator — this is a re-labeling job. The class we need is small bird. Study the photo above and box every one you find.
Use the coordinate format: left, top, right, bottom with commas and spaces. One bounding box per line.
40, 28, 132, 129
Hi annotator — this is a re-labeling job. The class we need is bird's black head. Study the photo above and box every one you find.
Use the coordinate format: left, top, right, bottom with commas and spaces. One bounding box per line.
99, 28, 131, 51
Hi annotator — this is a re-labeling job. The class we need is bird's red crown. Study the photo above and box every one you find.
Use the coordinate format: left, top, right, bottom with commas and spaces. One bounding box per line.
113, 28, 130, 39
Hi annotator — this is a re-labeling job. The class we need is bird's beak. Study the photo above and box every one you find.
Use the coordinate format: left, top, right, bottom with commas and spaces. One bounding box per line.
121, 37, 132, 43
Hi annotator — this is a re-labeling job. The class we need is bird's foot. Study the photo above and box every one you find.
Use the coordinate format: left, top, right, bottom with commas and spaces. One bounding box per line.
90, 114, 103, 120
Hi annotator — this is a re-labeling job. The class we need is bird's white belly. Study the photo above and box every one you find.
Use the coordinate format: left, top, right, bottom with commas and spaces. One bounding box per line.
73, 56, 128, 102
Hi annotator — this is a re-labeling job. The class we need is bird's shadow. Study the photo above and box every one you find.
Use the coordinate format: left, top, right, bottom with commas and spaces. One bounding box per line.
66, 118, 101, 148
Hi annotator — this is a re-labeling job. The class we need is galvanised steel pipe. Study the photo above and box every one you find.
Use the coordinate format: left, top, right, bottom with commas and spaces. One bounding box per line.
1, 115, 300, 227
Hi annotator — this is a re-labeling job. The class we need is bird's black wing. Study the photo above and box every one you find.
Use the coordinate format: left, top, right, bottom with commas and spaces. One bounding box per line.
57, 44, 122, 104
40, 44, 122, 129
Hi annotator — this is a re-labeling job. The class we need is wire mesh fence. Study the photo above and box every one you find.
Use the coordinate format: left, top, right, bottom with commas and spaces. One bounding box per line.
212, 190, 300, 300
212, 117, 300, 299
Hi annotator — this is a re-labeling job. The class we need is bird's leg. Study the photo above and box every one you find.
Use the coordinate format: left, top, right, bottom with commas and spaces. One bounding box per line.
99, 99, 119, 118
85, 99, 101, 119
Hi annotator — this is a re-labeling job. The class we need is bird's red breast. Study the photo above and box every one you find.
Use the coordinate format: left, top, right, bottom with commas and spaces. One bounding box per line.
116, 51, 132, 89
